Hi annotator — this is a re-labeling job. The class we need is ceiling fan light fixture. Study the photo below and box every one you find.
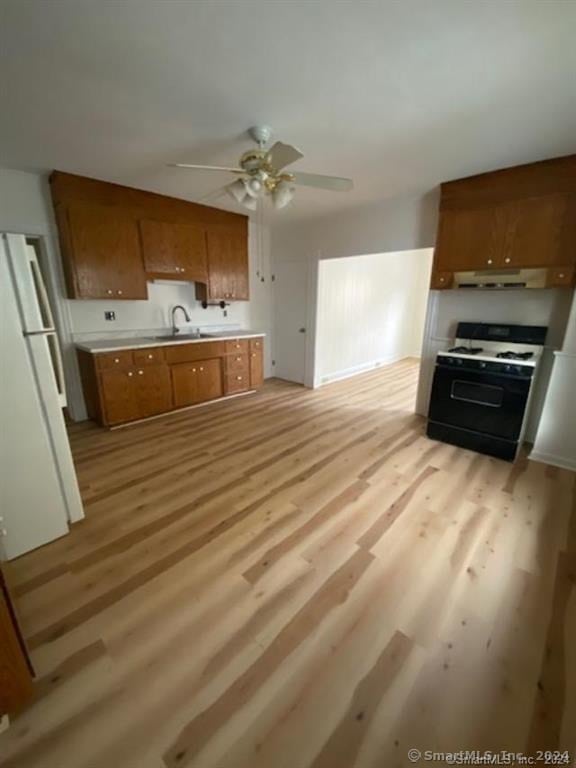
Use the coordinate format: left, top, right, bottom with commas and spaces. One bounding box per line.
227, 178, 247, 204
245, 177, 264, 198
241, 195, 258, 211
272, 179, 295, 209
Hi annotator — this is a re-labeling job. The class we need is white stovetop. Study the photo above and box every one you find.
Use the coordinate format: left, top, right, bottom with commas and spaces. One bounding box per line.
437, 339, 543, 368
76, 330, 265, 354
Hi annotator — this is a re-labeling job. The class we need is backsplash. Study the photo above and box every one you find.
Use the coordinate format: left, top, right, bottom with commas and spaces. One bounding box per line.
68, 280, 252, 337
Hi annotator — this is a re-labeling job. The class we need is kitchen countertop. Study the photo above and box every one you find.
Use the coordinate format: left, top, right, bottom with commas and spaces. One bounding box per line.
76, 331, 266, 354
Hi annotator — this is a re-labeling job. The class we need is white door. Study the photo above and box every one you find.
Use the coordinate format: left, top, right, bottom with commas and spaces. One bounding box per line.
273, 260, 310, 384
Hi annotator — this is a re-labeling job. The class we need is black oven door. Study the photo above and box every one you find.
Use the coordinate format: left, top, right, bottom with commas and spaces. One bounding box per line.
428, 363, 531, 441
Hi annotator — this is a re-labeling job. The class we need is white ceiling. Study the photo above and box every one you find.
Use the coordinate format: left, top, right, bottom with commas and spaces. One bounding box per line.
1, 0, 575, 223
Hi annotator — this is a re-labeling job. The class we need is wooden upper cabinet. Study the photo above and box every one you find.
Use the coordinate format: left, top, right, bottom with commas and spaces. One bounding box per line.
502, 194, 569, 268
60, 201, 148, 299
50, 171, 249, 301
139, 219, 208, 282
435, 204, 507, 271
196, 225, 249, 302
431, 155, 576, 285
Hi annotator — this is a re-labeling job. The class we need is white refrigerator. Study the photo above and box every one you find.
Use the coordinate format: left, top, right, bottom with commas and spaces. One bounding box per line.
0, 232, 84, 560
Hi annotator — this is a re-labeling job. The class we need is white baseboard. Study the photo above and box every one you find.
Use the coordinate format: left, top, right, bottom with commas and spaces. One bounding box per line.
318, 355, 416, 386
528, 450, 576, 472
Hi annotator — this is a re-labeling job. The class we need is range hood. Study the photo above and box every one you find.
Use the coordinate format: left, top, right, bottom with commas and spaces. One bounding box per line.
453, 268, 547, 290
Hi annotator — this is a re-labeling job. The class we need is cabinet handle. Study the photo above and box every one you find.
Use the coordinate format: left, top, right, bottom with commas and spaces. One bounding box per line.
138, 370, 144, 375
236, 357, 242, 361
558, 273, 565, 279
114, 358, 120, 364
107, 289, 113, 295
237, 375, 243, 381
504, 257, 511, 264
147, 354, 153, 359
192, 368, 196, 372
252, 353, 256, 358
128, 371, 134, 377
439, 277, 445, 283
181, 268, 185, 273
487, 259, 493, 265
199, 366, 204, 371
117, 290, 123, 295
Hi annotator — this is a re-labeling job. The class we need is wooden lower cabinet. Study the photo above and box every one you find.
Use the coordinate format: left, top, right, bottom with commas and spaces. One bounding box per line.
249, 340, 264, 389
1, 569, 34, 716
100, 369, 141, 424
172, 359, 223, 407
77, 337, 264, 427
136, 365, 173, 417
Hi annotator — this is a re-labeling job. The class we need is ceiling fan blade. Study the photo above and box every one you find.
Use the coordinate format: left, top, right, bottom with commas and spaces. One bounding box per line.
291, 172, 353, 192
168, 163, 244, 173
267, 141, 304, 170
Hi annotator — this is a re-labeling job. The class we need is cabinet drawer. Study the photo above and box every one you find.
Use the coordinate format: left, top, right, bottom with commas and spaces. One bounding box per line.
249, 337, 264, 352
225, 339, 249, 355
225, 353, 249, 374
225, 371, 250, 395
165, 341, 225, 364
133, 347, 165, 366
95, 350, 134, 370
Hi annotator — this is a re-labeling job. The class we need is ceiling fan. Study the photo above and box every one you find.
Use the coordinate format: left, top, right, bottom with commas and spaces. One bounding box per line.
168, 125, 353, 210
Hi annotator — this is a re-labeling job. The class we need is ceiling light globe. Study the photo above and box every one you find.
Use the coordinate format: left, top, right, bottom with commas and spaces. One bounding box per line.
227, 179, 247, 204
245, 177, 263, 198
272, 180, 295, 209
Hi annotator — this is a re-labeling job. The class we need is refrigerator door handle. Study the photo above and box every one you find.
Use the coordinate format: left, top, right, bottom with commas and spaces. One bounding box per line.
23, 329, 57, 336
29, 256, 56, 333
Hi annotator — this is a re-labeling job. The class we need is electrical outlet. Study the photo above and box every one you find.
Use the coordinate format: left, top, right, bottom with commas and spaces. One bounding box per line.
104, 311, 116, 321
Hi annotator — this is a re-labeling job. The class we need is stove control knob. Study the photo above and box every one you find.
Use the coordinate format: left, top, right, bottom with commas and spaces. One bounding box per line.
504, 364, 511, 373
456, 358, 463, 365
479, 361, 486, 368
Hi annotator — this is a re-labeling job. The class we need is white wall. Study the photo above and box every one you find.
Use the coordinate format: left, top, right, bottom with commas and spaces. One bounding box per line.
271, 191, 439, 387
416, 287, 575, 443
315, 249, 432, 385
0, 168, 273, 420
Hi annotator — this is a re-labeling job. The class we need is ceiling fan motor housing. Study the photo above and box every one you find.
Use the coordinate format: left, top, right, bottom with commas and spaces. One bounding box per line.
248, 124, 273, 147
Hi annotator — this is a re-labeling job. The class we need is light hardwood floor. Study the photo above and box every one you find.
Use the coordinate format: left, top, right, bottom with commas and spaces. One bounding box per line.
1, 359, 575, 768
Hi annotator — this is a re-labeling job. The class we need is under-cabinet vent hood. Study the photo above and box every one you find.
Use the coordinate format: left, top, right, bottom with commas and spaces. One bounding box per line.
453, 268, 547, 290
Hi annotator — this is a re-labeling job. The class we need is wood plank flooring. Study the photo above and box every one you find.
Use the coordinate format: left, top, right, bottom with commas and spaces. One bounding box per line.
1, 359, 575, 768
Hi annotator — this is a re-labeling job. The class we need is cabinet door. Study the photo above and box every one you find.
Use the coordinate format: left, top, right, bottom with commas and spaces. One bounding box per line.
435, 205, 507, 271
198, 228, 249, 301
139, 219, 208, 282
172, 359, 222, 407
1, 572, 34, 716
99, 369, 140, 425
503, 195, 569, 268
249, 347, 264, 389
66, 201, 147, 299
172, 363, 200, 407
134, 365, 173, 417
196, 359, 223, 403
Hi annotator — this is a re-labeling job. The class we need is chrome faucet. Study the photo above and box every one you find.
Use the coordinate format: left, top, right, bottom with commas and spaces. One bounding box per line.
171, 305, 191, 335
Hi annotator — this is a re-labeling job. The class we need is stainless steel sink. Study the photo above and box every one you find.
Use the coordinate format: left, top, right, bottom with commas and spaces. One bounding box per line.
148, 333, 213, 342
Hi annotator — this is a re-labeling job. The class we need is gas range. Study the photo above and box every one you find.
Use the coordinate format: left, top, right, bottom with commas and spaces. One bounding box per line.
437, 343, 540, 377
427, 322, 548, 461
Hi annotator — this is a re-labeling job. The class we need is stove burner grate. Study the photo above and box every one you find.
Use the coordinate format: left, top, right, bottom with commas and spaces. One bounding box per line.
447, 346, 484, 355
496, 351, 534, 360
